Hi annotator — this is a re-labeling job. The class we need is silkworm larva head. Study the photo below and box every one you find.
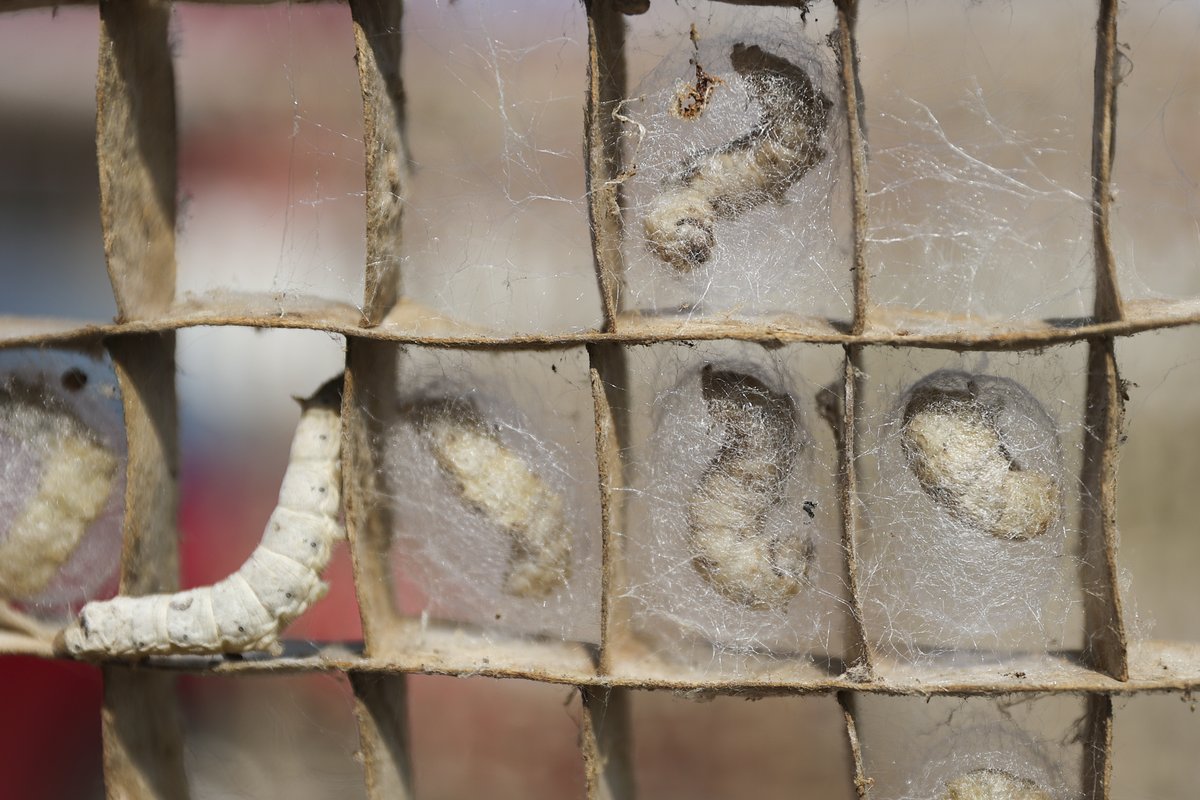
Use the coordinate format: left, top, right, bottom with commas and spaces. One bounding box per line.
643, 188, 716, 272
298, 376, 344, 414
940, 769, 1053, 800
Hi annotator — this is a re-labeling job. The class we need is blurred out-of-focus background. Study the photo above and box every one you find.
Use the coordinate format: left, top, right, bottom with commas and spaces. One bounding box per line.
1, 0, 1198, 797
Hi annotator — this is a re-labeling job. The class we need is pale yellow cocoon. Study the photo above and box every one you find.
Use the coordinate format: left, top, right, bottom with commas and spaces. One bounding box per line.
419, 401, 571, 599
0, 389, 118, 601
62, 378, 343, 658
644, 43, 832, 272
686, 367, 810, 610
941, 769, 1053, 800
901, 382, 1060, 541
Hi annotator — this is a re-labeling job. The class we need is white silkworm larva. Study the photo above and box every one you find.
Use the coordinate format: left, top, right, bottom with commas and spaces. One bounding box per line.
412, 399, 571, 600
643, 42, 833, 272
0, 380, 118, 602
61, 377, 344, 658
900, 373, 1061, 542
686, 366, 812, 610
940, 768, 1052, 800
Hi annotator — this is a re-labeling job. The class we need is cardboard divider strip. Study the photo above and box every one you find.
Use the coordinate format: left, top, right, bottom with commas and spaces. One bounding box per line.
1076, 0, 1128, 686
8, 296, 1200, 352
581, 686, 636, 800
343, 336, 401, 653
588, 343, 631, 675
101, 332, 188, 800
584, 0, 629, 331
833, 0, 870, 334
351, 0, 407, 327
1079, 338, 1129, 681
350, 672, 416, 800
1090, 0, 1125, 323
837, 346, 872, 675
1083, 693, 1114, 800
837, 691, 871, 799
96, 0, 177, 321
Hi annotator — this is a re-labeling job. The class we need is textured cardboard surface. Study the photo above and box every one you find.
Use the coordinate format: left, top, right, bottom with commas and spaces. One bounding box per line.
3, 1, 1196, 799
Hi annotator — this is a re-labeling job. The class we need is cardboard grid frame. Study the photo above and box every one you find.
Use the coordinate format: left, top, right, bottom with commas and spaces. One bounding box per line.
0, 0, 1195, 798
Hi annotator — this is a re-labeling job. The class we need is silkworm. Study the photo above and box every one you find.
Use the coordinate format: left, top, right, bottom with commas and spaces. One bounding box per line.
0, 380, 118, 602
61, 378, 343, 658
686, 366, 812, 610
411, 398, 571, 599
940, 768, 1052, 800
643, 43, 833, 272
900, 372, 1061, 542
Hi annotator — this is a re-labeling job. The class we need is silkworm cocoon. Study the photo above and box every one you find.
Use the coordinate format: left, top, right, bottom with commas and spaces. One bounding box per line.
643, 43, 833, 273
900, 372, 1061, 542
412, 399, 570, 600
686, 366, 812, 610
940, 769, 1052, 800
61, 378, 343, 658
0, 381, 118, 601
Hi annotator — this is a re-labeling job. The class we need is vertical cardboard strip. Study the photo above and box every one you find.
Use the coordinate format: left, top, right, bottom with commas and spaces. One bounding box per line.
1079, 339, 1129, 680
584, 0, 629, 330
835, 346, 872, 674
102, 332, 188, 800
351, 0, 407, 327
832, 0, 870, 333
350, 672, 416, 800
581, 687, 636, 800
837, 691, 871, 799
1082, 694, 1114, 800
1090, 0, 1125, 323
587, 343, 631, 675
97, 0, 177, 321
102, 670, 189, 800
106, 334, 180, 596
343, 336, 401, 653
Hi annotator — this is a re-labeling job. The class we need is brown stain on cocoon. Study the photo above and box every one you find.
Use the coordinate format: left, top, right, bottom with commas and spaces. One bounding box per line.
0, 380, 118, 601
61, 378, 344, 658
900, 372, 1061, 542
687, 366, 812, 610
643, 43, 833, 273
411, 398, 571, 600
940, 768, 1053, 800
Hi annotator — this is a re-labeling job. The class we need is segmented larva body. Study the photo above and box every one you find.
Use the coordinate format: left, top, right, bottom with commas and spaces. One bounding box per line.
686, 367, 812, 610
0, 382, 118, 601
900, 373, 1061, 542
61, 378, 343, 658
940, 768, 1052, 800
643, 43, 833, 272
413, 399, 571, 600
